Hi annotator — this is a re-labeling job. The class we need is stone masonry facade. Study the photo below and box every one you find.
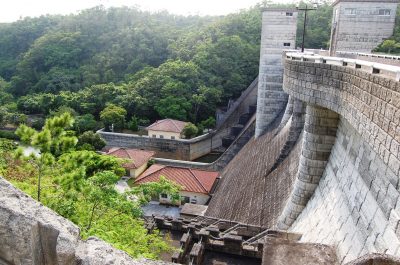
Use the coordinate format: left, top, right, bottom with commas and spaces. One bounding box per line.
282, 58, 400, 262
283, 59, 400, 178
277, 104, 339, 229
290, 118, 400, 263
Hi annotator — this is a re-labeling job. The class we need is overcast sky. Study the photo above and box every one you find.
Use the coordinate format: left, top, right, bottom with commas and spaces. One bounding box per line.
0, 0, 297, 23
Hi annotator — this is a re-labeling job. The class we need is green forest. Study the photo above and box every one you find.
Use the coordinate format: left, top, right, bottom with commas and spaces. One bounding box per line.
0, 1, 334, 135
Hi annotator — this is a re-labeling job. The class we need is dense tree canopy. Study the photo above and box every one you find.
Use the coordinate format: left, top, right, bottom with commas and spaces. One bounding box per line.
0, 1, 339, 129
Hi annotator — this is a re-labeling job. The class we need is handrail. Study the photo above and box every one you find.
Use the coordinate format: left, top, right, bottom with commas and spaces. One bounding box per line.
219, 223, 243, 236
336, 50, 400, 61
243, 229, 270, 245
286, 52, 400, 81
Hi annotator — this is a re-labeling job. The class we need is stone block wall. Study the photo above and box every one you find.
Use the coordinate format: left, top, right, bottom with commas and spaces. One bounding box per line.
283, 59, 400, 179
283, 58, 400, 263
206, 101, 304, 227
290, 119, 400, 263
277, 104, 339, 229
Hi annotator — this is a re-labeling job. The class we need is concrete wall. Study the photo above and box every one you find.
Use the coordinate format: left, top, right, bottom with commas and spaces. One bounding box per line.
255, 9, 298, 137
216, 77, 258, 130
98, 130, 219, 161
282, 58, 400, 263
290, 118, 400, 263
330, 1, 398, 54
180, 191, 209, 205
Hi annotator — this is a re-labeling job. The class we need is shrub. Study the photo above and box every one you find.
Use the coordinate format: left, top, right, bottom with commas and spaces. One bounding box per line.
127, 116, 139, 131
31, 118, 45, 130
0, 130, 19, 140
201, 116, 216, 129
77, 131, 106, 151
74, 114, 99, 133
182, 123, 198, 139
100, 104, 127, 131
196, 124, 204, 136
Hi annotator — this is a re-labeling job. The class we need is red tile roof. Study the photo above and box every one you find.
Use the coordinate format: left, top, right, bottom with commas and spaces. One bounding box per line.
146, 119, 188, 133
106, 148, 155, 169
135, 165, 219, 194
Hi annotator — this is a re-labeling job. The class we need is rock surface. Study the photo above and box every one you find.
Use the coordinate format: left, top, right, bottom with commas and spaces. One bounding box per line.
0, 177, 171, 265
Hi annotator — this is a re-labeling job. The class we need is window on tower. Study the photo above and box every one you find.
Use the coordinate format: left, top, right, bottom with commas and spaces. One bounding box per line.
378, 9, 391, 16
345, 8, 357, 15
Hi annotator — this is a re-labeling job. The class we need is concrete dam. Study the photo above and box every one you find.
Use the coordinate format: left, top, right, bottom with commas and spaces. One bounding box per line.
2, 1, 400, 264
205, 2, 400, 264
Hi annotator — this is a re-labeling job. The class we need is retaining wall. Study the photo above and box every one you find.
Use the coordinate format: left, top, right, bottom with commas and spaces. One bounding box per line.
98, 130, 218, 161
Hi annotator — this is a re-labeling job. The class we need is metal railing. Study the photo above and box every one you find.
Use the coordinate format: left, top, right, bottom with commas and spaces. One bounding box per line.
336, 51, 400, 61
285, 52, 400, 81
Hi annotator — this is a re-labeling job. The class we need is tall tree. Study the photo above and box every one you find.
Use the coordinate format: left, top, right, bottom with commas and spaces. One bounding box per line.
15, 113, 77, 201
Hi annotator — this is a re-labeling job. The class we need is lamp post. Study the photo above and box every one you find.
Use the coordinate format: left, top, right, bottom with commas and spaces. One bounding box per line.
297, 2, 318, 52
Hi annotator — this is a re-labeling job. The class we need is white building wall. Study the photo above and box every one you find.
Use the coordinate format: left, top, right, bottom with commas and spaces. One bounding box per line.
147, 129, 181, 140
129, 163, 148, 178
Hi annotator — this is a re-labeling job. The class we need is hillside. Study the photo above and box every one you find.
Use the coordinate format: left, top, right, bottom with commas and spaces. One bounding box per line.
0, 2, 333, 129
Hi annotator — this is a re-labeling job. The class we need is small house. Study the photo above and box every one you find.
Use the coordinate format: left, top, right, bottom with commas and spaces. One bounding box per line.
146, 119, 188, 140
134, 164, 219, 205
106, 147, 155, 178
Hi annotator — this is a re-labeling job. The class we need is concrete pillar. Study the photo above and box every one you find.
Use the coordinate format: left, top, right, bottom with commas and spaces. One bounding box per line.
277, 104, 339, 229
255, 9, 298, 138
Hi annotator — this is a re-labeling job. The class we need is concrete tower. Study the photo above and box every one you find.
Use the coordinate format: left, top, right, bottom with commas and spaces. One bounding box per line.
330, 0, 399, 55
255, 8, 298, 138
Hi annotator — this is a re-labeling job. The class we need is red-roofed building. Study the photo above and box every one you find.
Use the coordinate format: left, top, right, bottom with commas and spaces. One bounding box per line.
106, 148, 155, 178
146, 119, 188, 140
135, 164, 219, 205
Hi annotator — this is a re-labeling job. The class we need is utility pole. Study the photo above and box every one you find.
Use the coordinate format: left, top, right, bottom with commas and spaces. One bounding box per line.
297, 2, 318, 52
